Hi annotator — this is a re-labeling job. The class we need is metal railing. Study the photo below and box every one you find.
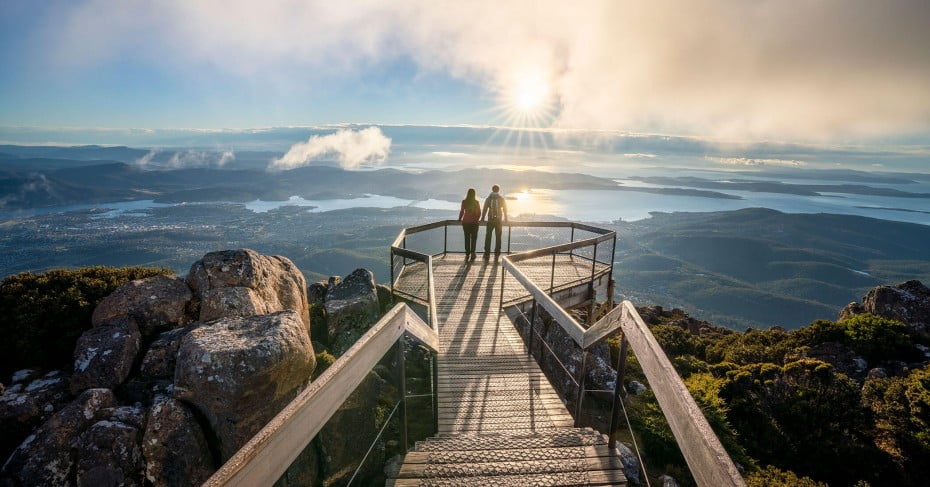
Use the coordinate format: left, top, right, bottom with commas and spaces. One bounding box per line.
390, 220, 614, 312
501, 234, 746, 487
203, 304, 439, 487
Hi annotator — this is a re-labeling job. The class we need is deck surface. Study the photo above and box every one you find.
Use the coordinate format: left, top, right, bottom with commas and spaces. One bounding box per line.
389, 254, 625, 485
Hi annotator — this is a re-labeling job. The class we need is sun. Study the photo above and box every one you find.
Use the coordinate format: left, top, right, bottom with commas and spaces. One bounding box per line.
508, 70, 551, 115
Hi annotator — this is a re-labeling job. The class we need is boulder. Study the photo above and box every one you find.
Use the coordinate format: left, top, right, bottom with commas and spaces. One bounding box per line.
627, 380, 648, 395
376, 283, 393, 313
95, 405, 147, 431
173, 310, 315, 460
0, 371, 71, 461
307, 280, 328, 306
74, 420, 143, 487
1, 388, 115, 486
614, 441, 642, 486
92, 275, 193, 337
658, 474, 680, 487
143, 396, 214, 486
140, 325, 198, 379
70, 322, 141, 394
325, 269, 380, 355
839, 280, 930, 333
9, 369, 42, 385
186, 249, 309, 328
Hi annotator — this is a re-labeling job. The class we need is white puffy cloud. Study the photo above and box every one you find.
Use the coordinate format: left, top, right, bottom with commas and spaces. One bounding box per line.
271, 127, 391, 170
41, 0, 930, 140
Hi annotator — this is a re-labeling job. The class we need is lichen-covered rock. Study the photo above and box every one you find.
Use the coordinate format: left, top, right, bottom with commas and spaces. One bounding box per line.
9, 369, 42, 386
186, 249, 309, 328
839, 280, 930, 333
74, 420, 143, 487
376, 283, 393, 313
614, 441, 642, 486
659, 474, 680, 487
173, 310, 315, 459
325, 269, 379, 354
307, 280, 328, 306
0, 371, 71, 461
92, 275, 194, 337
70, 322, 141, 394
1, 388, 115, 486
143, 396, 214, 486
140, 326, 198, 379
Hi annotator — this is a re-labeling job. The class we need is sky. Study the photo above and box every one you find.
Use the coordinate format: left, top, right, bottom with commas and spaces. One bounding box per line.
1, 1, 929, 152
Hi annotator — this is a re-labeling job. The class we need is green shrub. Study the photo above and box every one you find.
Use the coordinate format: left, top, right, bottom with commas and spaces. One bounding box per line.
0, 266, 171, 376
652, 324, 704, 357
862, 365, 930, 482
745, 465, 828, 487
841, 313, 917, 363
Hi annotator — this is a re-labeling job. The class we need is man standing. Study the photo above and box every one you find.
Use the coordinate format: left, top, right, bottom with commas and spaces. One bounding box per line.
481, 184, 508, 259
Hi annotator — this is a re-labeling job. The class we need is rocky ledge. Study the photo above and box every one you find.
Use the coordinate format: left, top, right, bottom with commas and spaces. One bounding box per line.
0, 249, 391, 487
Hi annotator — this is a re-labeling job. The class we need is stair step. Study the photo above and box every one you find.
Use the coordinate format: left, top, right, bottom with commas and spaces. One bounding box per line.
415, 430, 606, 452
397, 455, 624, 479
387, 468, 626, 486
402, 445, 615, 465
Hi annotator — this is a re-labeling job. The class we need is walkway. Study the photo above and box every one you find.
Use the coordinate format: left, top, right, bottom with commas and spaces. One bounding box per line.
388, 255, 625, 486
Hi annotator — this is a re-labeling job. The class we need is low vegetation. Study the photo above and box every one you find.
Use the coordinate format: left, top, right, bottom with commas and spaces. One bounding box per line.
618, 310, 930, 486
0, 266, 172, 376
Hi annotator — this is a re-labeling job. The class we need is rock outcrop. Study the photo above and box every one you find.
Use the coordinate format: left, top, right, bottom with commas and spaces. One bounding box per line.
840, 280, 930, 333
70, 322, 141, 394
174, 310, 315, 459
143, 396, 214, 486
325, 269, 380, 354
74, 419, 143, 487
187, 249, 310, 329
92, 275, 194, 337
1, 388, 115, 486
1, 251, 388, 487
0, 370, 71, 463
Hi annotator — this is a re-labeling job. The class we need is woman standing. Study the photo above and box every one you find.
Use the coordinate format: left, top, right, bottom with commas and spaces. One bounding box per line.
459, 188, 481, 261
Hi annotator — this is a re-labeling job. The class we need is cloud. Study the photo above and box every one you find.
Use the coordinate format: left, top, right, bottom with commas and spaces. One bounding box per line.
167, 150, 235, 168
271, 127, 391, 170
134, 149, 235, 168
707, 157, 805, 168
134, 149, 157, 166
38, 0, 930, 141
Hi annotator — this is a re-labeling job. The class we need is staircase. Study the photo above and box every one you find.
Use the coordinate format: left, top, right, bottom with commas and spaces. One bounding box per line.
388, 255, 626, 486
387, 428, 625, 486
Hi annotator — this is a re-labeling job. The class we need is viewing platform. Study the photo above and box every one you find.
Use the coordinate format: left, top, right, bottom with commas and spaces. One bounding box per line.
205, 220, 744, 487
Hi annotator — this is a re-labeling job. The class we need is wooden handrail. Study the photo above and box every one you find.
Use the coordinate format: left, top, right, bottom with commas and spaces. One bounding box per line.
619, 301, 745, 487
203, 304, 437, 487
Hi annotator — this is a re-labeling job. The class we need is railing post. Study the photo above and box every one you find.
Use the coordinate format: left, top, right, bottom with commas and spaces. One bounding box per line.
443, 225, 448, 255
499, 264, 506, 310
574, 349, 589, 427
549, 253, 556, 295
527, 299, 537, 355
395, 339, 408, 452
608, 333, 630, 445
569, 225, 575, 257
588, 242, 598, 324
390, 250, 395, 296
430, 353, 438, 434
507, 224, 512, 254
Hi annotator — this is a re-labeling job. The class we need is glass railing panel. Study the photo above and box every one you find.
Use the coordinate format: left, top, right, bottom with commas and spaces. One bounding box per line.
273, 335, 437, 487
